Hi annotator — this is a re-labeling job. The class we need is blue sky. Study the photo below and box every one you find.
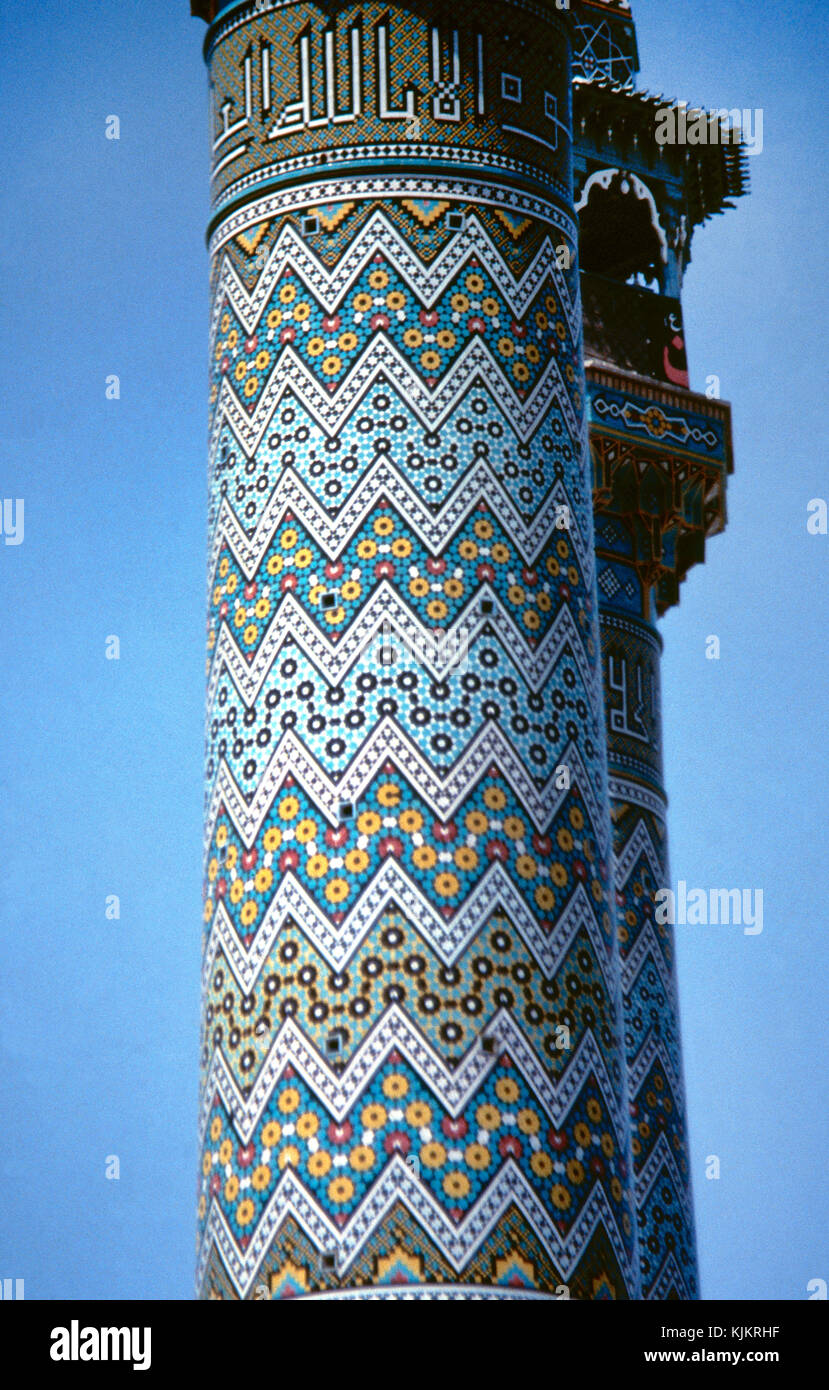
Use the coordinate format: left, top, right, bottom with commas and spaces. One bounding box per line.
0, 0, 826, 1299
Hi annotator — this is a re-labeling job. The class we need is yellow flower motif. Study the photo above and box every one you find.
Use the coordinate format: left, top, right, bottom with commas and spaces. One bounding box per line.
473, 518, 494, 540
279, 1146, 300, 1170
483, 785, 506, 811
503, 816, 525, 841
537, 591, 552, 613
349, 1145, 375, 1172
373, 516, 394, 536
465, 273, 484, 294
517, 1108, 540, 1135
338, 332, 358, 352
556, 538, 570, 559
466, 1144, 491, 1171
220, 313, 230, 333
491, 543, 510, 564
202, 1153, 213, 1178
420, 350, 441, 371
443, 1171, 470, 1199
465, 810, 488, 835
557, 828, 573, 853
574, 1122, 592, 1147
325, 878, 350, 904
255, 350, 270, 371
344, 848, 369, 875
227, 329, 238, 349
508, 584, 526, 606
551, 1184, 571, 1211
262, 1121, 281, 1147
592, 878, 604, 903
413, 845, 437, 870
382, 1072, 408, 1100
386, 290, 406, 311
391, 537, 412, 558
219, 557, 230, 578
368, 269, 389, 289
611, 1176, 623, 1202
377, 782, 400, 808
292, 301, 309, 322
531, 1152, 553, 1178
409, 576, 430, 598
444, 578, 464, 599
566, 1158, 585, 1185
278, 1088, 301, 1114
225, 1176, 239, 1202
353, 292, 372, 312
266, 554, 284, 576
278, 795, 300, 820
234, 608, 247, 629
436, 329, 456, 349
243, 623, 258, 645
266, 308, 282, 329
210, 1116, 223, 1143
550, 863, 568, 887
322, 355, 341, 376
263, 826, 282, 852
303, 853, 329, 881
526, 344, 540, 365
403, 328, 423, 349
454, 846, 478, 872
362, 1104, 387, 1129
296, 1112, 319, 1139
535, 310, 548, 332
516, 855, 537, 880
399, 808, 423, 834
295, 818, 316, 843
601, 1133, 615, 1158
254, 597, 270, 620
512, 361, 530, 382
251, 1164, 271, 1191
450, 292, 469, 313
197, 1194, 206, 1220
327, 1175, 355, 1204
434, 872, 460, 898
234, 360, 248, 383
307, 337, 326, 357
569, 807, 584, 830
405, 1101, 431, 1127
357, 811, 381, 836
280, 527, 298, 550
240, 900, 258, 927
544, 295, 558, 315
495, 1077, 520, 1104
459, 539, 478, 560
308, 1150, 331, 1178
420, 1142, 446, 1169
208, 857, 219, 883
481, 296, 500, 317
586, 1098, 602, 1123
475, 1104, 500, 1131
341, 580, 361, 601
229, 880, 244, 905
426, 598, 448, 621
279, 283, 297, 304
356, 538, 378, 560
497, 336, 515, 358
535, 885, 555, 911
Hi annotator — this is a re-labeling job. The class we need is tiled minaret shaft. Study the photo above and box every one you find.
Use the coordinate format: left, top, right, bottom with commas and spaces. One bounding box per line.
191, 0, 638, 1299
572, 0, 747, 1299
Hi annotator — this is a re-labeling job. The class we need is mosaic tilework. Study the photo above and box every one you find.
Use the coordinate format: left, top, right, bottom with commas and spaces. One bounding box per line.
599, 607, 698, 1299
196, 0, 640, 1300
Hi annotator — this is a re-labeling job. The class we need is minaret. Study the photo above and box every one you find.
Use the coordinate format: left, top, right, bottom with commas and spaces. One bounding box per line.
571, 0, 747, 1298
191, 0, 639, 1300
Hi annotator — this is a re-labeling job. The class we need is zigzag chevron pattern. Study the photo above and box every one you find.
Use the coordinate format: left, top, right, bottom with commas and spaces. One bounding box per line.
196, 0, 641, 1300
600, 612, 699, 1297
